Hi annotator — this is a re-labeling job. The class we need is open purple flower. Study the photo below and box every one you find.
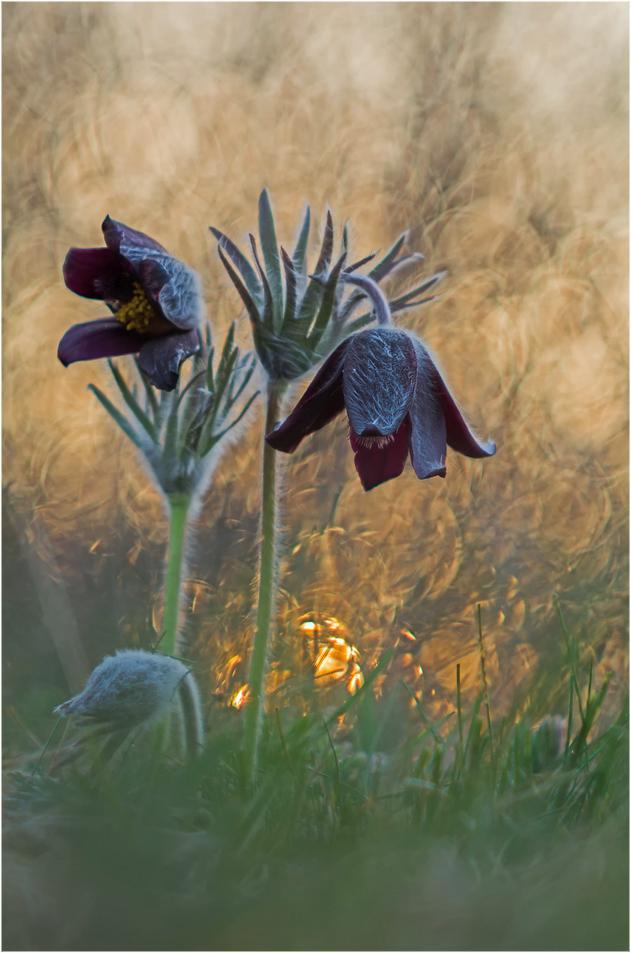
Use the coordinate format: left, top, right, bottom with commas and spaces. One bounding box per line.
265, 326, 496, 491
58, 216, 204, 390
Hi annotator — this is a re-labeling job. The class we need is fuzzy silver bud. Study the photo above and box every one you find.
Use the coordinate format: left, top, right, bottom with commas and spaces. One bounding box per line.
54, 650, 189, 728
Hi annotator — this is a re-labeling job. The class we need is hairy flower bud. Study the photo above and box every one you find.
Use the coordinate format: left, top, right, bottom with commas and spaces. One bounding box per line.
55, 650, 190, 728
211, 189, 446, 382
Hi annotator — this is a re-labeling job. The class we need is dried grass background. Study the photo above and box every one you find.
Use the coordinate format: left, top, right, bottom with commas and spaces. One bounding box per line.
3, 2, 628, 735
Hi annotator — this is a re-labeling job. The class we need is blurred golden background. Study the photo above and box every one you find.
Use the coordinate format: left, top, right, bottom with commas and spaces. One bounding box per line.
3, 3, 628, 740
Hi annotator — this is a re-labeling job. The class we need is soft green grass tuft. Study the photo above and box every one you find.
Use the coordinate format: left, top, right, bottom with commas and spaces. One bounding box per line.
4, 618, 628, 951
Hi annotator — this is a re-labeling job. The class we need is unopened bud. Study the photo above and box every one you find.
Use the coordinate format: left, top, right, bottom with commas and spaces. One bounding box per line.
55, 650, 189, 728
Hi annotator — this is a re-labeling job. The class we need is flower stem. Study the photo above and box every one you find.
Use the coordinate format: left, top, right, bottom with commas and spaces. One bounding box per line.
243, 381, 286, 784
160, 494, 191, 657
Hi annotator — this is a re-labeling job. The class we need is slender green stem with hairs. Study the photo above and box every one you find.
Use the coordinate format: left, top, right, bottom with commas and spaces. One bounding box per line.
243, 381, 286, 783
160, 494, 192, 657
152, 494, 192, 754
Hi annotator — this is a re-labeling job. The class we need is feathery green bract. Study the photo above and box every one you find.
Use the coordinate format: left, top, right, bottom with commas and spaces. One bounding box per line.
91, 326, 259, 498
211, 190, 447, 381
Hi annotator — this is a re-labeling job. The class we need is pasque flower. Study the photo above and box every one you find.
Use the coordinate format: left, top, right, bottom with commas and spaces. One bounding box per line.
266, 275, 496, 491
211, 189, 445, 383
59, 216, 204, 390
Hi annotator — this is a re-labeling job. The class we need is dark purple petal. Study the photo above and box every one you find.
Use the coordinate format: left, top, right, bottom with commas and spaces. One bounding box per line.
137, 329, 200, 391
102, 215, 167, 258
427, 357, 496, 459
265, 338, 352, 453
343, 328, 417, 437
58, 319, 145, 366
103, 217, 204, 331
138, 258, 170, 298
349, 422, 409, 491
156, 261, 204, 331
407, 340, 448, 480
63, 247, 122, 299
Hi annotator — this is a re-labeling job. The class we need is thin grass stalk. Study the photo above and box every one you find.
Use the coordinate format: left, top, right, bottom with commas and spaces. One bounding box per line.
243, 380, 286, 783
555, 593, 586, 727
456, 663, 464, 775
477, 604, 495, 781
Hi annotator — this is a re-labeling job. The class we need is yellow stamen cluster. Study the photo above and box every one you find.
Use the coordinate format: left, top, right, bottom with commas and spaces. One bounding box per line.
116, 282, 156, 333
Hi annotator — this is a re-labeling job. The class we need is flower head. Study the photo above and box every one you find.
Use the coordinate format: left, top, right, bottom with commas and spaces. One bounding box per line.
54, 650, 189, 728
265, 324, 496, 491
211, 189, 445, 382
59, 217, 204, 390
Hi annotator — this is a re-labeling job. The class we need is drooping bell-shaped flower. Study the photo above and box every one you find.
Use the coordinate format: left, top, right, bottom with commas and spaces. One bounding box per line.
266, 275, 496, 491
59, 217, 204, 390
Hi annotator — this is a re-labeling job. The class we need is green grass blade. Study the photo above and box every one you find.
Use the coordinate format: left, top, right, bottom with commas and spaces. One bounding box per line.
464, 690, 485, 768
477, 605, 494, 749
326, 648, 394, 724
555, 594, 585, 727
399, 680, 452, 744
457, 663, 464, 773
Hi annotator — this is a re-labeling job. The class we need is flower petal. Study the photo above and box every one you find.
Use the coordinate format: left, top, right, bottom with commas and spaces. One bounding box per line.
137, 329, 201, 391
63, 247, 122, 299
102, 215, 168, 257
155, 259, 204, 331
103, 218, 204, 332
349, 422, 409, 491
427, 355, 496, 459
343, 328, 417, 436
265, 338, 351, 453
58, 319, 145, 366
407, 340, 448, 480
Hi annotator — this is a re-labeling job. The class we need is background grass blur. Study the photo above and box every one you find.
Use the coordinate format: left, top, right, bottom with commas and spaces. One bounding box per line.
3, 3, 629, 950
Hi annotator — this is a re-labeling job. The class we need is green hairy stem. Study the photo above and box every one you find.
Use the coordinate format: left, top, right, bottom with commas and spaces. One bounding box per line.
160, 494, 192, 657
243, 381, 286, 783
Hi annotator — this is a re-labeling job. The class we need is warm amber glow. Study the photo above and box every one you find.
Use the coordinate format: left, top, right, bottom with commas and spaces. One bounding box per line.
299, 615, 364, 695
229, 685, 250, 709
3, 3, 626, 734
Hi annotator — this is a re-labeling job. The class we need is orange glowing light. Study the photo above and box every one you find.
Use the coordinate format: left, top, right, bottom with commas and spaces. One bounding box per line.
226, 654, 242, 675
229, 685, 250, 709
299, 615, 363, 694
347, 666, 364, 694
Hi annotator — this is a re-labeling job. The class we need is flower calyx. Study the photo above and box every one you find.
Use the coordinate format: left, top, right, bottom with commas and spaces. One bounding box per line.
89, 323, 259, 499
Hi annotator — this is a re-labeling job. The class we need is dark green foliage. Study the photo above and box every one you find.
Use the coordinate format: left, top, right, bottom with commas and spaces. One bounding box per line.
4, 620, 628, 951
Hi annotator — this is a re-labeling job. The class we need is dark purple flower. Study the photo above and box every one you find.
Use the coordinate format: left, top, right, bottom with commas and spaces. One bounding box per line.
58, 216, 204, 390
265, 327, 496, 491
